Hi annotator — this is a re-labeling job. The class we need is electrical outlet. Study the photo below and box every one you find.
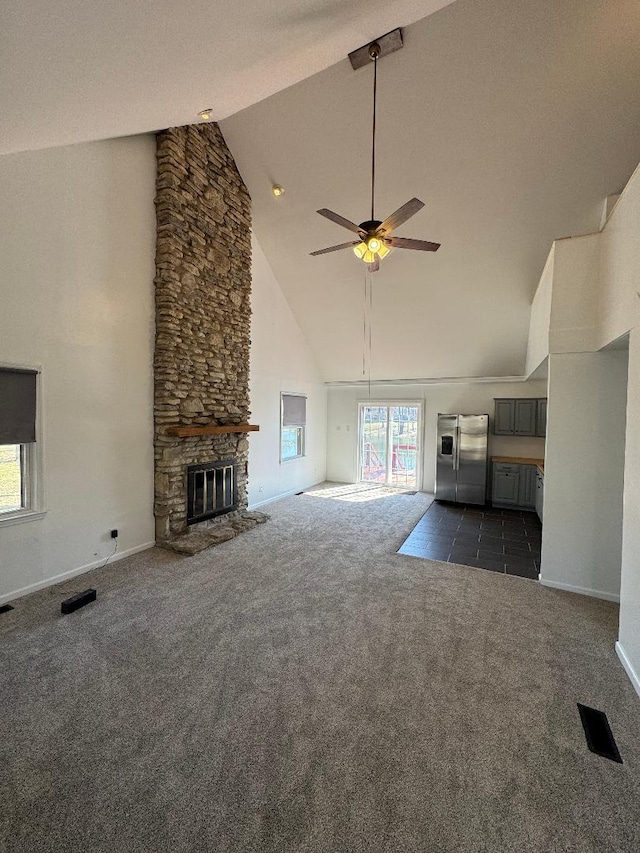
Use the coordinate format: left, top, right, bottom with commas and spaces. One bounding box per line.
110, 529, 118, 539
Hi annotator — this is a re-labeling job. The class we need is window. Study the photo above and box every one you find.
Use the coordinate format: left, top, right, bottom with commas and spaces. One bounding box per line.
281, 393, 306, 461
0, 367, 39, 521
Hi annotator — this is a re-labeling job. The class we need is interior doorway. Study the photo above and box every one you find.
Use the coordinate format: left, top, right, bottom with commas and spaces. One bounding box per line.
358, 403, 422, 489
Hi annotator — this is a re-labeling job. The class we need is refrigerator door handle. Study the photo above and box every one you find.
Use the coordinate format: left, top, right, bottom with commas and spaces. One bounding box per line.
454, 427, 460, 471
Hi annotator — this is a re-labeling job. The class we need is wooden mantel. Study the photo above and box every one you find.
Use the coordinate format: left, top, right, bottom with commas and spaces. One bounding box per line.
166, 424, 260, 438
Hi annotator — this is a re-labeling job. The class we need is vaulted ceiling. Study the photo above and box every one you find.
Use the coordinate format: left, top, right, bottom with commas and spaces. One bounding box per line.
221, 0, 640, 381
4, 0, 640, 381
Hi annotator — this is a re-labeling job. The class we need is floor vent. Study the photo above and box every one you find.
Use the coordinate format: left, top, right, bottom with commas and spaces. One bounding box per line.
577, 703, 623, 763
61, 589, 97, 615
0, 604, 14, 615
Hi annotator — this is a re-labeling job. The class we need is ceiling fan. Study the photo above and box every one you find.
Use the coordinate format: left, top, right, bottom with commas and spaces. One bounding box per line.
310, 38, 441, 273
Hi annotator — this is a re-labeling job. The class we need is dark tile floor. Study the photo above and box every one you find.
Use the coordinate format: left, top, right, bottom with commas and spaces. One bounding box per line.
397, 501, 541, 579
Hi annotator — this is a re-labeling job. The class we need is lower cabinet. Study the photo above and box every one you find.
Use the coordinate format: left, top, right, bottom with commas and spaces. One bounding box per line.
492, 463, 520, 505
492, 462, 538, 510
535, 468, 544, 521
518, 465, 536, 509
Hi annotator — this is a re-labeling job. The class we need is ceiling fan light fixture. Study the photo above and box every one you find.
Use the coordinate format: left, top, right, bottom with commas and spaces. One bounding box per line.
310, 31, 441, 267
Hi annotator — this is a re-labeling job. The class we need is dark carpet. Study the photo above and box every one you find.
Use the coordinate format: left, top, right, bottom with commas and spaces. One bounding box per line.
1, 483, 639, 852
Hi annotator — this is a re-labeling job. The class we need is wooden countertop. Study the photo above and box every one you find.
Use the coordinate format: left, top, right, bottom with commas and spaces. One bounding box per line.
492, 455, 544, 474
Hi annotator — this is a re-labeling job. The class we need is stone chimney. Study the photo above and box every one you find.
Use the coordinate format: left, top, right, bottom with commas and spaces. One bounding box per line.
153, 123, 253, 543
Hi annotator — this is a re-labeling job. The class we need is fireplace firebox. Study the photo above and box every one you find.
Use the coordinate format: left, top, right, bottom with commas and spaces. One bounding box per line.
187, 460, 238, 525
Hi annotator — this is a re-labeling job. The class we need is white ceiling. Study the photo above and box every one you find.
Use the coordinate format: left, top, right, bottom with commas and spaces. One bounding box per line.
221, 0, 640, 381
4, 0, 640, 382
0, 0, 454, 155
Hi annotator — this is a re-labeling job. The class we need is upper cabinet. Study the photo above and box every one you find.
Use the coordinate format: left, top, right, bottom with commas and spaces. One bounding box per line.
536, 399, 547, 437
493, 398, 547, 437
494, 400, 515, 435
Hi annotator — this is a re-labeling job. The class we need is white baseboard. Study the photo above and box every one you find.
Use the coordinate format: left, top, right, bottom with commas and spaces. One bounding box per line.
615, 641, 640, 699
248, 481, 323, 510
539, 577, 620, 603
0, 541, 156, 606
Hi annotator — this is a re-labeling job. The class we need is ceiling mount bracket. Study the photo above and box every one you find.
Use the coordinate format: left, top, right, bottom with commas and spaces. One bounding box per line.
349, 28, 403, 71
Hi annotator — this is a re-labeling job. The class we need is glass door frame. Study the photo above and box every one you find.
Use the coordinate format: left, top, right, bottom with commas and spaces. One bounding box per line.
356, 400, 423, 490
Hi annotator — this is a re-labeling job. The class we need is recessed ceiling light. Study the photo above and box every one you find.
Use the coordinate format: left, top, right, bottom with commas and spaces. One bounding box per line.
272, 185, 285, 198
197, 108, 213, 121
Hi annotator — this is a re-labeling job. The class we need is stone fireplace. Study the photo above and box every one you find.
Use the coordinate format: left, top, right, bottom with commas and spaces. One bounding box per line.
153, 123, 265, 551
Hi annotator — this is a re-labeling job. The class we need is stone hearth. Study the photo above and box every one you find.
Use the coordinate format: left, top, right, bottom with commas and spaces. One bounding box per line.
153, 122, 266, 550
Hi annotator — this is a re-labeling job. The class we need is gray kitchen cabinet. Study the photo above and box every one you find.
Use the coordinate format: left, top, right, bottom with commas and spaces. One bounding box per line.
494, 400, 515, 435
514, 400, 537, 436
493, 397, 547, 437
535, 468, 544, 521
536, 399, 548, 437
518, 465, 536, 508
492, 463, 520, 505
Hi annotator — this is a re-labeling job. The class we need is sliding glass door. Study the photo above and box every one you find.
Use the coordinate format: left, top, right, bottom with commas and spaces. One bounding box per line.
358, 403, 421, 489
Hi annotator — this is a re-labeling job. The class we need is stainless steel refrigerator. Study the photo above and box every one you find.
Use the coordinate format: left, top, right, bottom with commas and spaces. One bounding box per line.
435, 414, 489, 505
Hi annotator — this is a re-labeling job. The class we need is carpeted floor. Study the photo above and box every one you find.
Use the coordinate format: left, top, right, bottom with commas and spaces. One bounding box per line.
1, 484, 639, 853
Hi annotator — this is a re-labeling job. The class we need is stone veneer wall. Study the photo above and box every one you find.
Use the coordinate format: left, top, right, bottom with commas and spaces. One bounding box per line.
154, 123, 251, 540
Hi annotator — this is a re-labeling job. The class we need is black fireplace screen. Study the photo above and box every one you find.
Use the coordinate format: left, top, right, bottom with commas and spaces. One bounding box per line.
187, 459, 238, 524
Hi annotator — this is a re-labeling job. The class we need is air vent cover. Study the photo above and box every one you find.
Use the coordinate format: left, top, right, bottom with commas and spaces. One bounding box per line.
577, 703, 623, 763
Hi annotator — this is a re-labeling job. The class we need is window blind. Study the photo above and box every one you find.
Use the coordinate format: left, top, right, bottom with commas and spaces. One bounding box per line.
0, 368, 37, 444
282, 394, 307, 426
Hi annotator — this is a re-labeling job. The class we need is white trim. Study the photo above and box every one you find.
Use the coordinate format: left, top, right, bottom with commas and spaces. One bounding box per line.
0, 508, 47, 528
326, 375, 530, 388
539, 577, 620, 603
0, 541, 156, 606
248, 481, 323, 510
615, 642, 640, 700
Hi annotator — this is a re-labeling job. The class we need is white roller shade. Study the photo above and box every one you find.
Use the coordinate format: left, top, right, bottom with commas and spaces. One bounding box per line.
282, 394, 306, 426
0, 368, 37, 444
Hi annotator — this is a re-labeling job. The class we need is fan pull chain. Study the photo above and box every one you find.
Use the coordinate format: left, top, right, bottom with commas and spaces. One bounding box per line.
368, 270, 373, 399
362, 270, 367, 376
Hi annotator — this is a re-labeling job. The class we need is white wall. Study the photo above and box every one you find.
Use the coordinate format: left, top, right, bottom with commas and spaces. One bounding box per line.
524, 157, 640, 696
248, 235, 327, 507
327, 380, 547, 491
0, 137, 157, 603
597, 161, 640, 349
619, 329, 640, 695
549, 234, 600, 354
525, 246, 553, 376
541, 350, 628, 601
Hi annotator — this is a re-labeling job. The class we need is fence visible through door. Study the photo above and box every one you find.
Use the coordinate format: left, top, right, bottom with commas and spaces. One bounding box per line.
358, 404, 421, 489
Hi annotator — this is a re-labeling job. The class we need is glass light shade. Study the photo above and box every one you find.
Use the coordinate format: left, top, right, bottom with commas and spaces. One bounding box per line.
377, 243, 390, 259
353, 242, 368, 259
363, 249, 376, 264
367, 236, 382, 253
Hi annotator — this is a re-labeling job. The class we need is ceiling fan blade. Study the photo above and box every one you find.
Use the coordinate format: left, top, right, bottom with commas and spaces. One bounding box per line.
310, 240, 360, 256
377, 198, 425, 235
384, 236, 441, 252
317, 209, 365, 236
368, 258, 380, 273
